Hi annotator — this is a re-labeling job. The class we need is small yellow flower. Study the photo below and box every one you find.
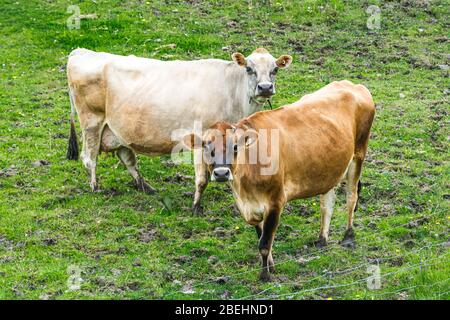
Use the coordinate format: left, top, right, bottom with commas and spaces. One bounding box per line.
235, 226, 240, 230
327, 297, 333, 300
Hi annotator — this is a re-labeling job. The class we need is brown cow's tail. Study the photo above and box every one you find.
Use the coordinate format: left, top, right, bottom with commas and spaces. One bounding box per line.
66, 87, 79, 160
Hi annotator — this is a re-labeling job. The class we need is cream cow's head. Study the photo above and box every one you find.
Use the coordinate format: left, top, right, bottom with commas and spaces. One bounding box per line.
232, 48, 292, 101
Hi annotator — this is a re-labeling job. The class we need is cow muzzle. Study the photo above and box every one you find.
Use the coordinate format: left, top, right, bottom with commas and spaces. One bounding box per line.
211, 167, 233, 182
256, 82, 274, 97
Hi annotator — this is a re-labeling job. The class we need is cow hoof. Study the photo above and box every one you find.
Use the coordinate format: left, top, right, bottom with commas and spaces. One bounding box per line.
340, 228, 356, 249
269, 264, 275, 274
192, 204, 203, 215
259, 270, 271, 282
135, 180, 156, 194
314, 236, 328, 248
90, 182, 98, 192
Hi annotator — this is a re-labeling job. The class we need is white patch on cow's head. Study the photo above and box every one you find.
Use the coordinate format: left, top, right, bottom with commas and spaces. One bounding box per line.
232, 48, 292, 102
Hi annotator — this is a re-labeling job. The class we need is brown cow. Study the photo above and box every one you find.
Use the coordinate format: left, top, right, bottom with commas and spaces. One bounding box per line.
185, 80, 375, 281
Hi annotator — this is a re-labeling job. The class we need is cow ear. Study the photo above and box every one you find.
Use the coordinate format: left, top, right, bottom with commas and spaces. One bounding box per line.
245, 129, 259, 148
275, 55, 293, 68
182, 133, 202, 150
238, 129, 259, 149
232, 52, 247, 67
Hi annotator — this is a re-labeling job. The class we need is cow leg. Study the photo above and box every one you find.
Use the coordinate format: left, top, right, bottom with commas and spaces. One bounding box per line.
340, 157, 363, 248
259, 207, 280, 282
315, 188, 336, 248
117, 147, 156, 194
192, 148, 208, 215
80, 118, 104, 191
256, 223, 275, 273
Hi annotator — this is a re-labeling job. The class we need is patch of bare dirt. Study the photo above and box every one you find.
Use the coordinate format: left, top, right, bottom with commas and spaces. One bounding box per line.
164, 173, 193, 184
0, 165, 17, 177
406, 216, 429, 228
138, 224, 167, 242
32, 160, 50, 167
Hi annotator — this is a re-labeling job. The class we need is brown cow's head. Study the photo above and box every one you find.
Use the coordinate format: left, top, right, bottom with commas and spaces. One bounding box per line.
232, 48, 292, 101
183, 122, 259, 182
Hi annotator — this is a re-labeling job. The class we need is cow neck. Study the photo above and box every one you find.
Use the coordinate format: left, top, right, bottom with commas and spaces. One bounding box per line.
247, 96, 266, 115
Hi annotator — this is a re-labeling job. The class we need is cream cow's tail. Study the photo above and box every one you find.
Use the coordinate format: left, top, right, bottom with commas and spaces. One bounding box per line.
66, 86, 79, 160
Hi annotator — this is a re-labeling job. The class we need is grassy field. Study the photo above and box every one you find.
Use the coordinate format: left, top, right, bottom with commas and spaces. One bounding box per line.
0, 0, 448, 300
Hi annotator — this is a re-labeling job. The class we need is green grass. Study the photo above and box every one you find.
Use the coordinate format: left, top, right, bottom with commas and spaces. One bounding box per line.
0, 0, 449, 300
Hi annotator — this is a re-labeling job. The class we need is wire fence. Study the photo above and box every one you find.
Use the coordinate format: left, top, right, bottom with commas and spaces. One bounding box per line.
237, 240, 448, 299
164, 206, 447, 299
260, 256, 449, 299
363, 277, 449, 299
437, 290, 450, 299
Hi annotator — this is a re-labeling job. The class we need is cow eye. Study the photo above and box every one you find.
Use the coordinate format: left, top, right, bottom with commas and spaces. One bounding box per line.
271, 67, 279, 75
246, 66, 255, 74
204, 143, 215, 156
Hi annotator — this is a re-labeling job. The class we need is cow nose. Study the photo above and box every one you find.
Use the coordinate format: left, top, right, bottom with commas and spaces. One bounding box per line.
212, 167, 232, 182
257, 83, 274, 96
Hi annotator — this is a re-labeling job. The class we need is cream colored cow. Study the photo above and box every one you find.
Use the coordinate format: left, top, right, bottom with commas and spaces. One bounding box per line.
66, 48, 292, 213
